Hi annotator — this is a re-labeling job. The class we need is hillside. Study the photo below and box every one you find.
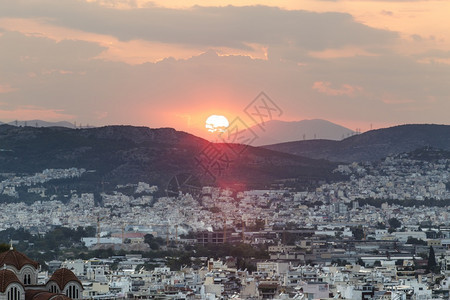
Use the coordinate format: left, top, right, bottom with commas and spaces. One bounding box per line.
263, 124, 450, 162
0, 125, 338, 195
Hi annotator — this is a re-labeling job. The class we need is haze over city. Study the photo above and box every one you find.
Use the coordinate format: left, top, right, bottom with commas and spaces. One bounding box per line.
1, 0, 449, 140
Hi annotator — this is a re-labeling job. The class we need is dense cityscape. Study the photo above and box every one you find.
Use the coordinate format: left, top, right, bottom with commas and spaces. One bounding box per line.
1, 149, 450, 299
1, 0, 450, 298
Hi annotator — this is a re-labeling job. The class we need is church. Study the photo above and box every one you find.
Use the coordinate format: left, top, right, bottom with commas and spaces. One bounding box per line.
0, 246, 83, 300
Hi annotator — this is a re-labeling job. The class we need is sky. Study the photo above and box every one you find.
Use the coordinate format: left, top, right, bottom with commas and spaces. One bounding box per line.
0, 0, 449, 139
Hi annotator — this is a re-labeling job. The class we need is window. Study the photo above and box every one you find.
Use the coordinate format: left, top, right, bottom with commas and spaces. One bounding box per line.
66, 285, 78, 298
49, 284, 58, 293
23, 274, 31, 285
7, 286, 21, 300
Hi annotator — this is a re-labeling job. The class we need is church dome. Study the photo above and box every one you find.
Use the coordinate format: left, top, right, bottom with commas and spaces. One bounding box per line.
0, 249, 39, 270
0, 269, 21, 293
48, 268, 82, 290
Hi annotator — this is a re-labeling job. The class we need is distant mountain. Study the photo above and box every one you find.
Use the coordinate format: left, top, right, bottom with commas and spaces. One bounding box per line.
263, 124, 450, 163
0, 125, 338, 194
5, 120, 76, 128
248, 119, 354, 146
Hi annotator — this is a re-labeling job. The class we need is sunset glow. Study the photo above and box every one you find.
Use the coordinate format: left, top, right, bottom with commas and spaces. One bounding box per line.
0, 0, 448, 135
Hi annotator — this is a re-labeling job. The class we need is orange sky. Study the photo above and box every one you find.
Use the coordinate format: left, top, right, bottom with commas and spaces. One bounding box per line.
0, 0, 449, 139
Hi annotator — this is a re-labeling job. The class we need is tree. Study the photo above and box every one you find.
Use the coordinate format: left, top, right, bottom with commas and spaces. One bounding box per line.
352, 226, 364, 240
388, 218, 401, 229
406, 237, 427, 245
0, 243, 10, 253
357, 258, 365, 266
427, 246, 439, 273
375, 222, 386, 229
144, 234, 154, 245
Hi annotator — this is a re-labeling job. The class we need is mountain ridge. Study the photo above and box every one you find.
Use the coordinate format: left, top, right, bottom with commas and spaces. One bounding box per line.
0, 124, 337, 193
2, 120, 77, 128
263, 124, 450, 162
248, 119, 355, 146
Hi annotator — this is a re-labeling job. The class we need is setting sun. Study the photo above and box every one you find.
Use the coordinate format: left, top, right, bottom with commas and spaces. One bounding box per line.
205, 115, 229, 133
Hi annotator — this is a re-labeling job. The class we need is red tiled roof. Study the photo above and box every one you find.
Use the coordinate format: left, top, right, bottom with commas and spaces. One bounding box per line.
26, 290, 71, 300
0, 249, 39, 270
48, 268, 82, 290
0, 269, 22, 293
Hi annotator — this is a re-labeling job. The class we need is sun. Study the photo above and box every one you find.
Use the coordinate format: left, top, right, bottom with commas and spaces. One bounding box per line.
205, 115, 229, 133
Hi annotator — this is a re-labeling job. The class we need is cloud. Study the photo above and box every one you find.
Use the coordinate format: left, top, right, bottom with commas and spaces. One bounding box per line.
312, 81, 363, 96
0, 29, 449, 133
381, 10, 394, 16
0, 31, 106, 72
0, 84, 16, 94
381, 94, 414, 104
0, 1, 397, 52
